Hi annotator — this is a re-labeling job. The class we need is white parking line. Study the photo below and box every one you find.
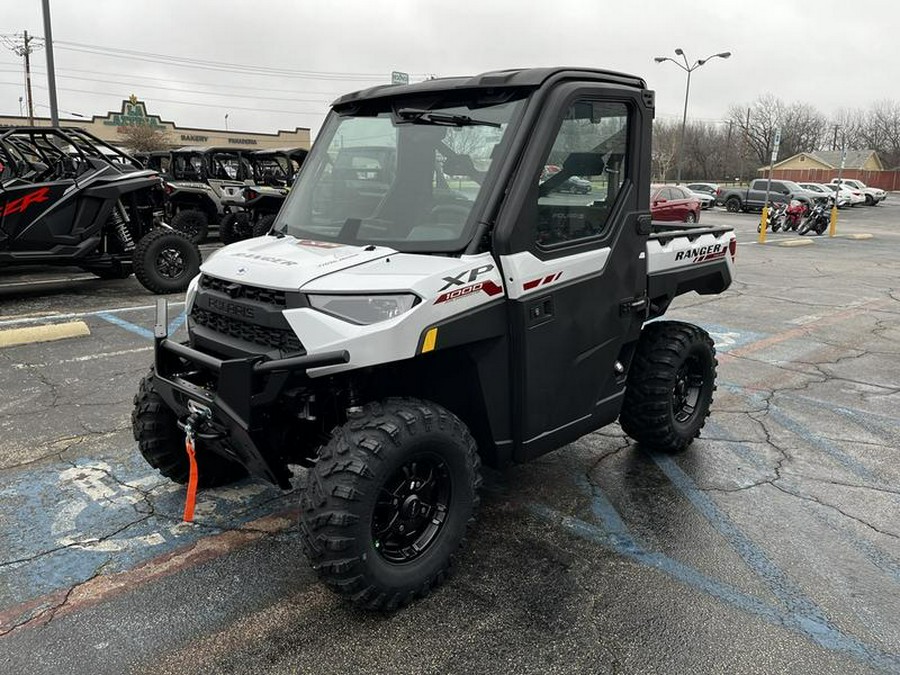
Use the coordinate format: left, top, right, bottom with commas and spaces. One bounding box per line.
11, 346, 154, 369
0, 275, 97, 290
0, 301, 185, 329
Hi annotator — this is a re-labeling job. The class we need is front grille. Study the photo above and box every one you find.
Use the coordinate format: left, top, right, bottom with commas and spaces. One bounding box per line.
199, 275, 287, 307
190, 306, 303, 352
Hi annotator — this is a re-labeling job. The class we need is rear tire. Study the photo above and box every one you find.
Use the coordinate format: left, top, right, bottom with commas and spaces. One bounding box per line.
619, 321, 717, 453
219, 212, 252, 245
725, 197, 741, 213
170, 209, 209, 244
252, 213, 277, 238
133, 229, 201, 295
299, 398, 482, 611
131, 370, 247, 487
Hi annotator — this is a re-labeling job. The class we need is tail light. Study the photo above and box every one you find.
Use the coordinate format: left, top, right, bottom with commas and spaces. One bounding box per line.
716, 187, 721, 195
728, 238, 737, 262
163, 181, 173, 195
244, 188, 258, 201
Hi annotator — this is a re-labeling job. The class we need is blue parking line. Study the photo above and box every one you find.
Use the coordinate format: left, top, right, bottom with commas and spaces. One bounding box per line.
705, 420, 900, 587
96, 312, 154, 340
650, 453, 829, 623
530, 502, 900, 672
720, 382, 877, 482
96, 310, 186, 341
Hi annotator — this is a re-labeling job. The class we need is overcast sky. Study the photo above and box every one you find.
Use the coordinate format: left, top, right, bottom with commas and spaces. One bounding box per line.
2, 0, 897, 138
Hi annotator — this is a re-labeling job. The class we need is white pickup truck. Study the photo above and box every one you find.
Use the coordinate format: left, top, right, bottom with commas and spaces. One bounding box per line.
133, 67, 736, 610
831, 178, 887, 205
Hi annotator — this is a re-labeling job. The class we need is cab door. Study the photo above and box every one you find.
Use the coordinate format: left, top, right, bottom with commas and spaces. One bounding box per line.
493, 83, 651, 462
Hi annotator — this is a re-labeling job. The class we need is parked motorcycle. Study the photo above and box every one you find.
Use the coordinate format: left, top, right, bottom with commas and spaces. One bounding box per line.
781, 199, 808, 232
798, 201, 830, 236
757, 201, 787, 233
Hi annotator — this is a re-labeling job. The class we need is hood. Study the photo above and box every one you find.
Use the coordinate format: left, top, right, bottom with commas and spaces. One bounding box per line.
200, 235, 393, 290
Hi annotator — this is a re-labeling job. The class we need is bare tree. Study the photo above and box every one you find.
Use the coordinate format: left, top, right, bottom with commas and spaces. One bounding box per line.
779, 102, 827, 157
727, 94, 782, 167
117, 124, 170, 153
860, 100, 900, 167
651, 119, 679, 181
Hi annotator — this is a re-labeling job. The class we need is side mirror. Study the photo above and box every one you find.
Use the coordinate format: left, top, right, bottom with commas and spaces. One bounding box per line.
562, 152, 605, 177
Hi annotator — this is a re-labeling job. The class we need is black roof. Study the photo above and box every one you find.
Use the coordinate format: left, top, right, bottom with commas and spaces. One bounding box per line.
331, 67, 647, 108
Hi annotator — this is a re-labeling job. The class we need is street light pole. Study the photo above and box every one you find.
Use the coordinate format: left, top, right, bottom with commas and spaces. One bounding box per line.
41, 0, 60, 126
654, 49, 731, 184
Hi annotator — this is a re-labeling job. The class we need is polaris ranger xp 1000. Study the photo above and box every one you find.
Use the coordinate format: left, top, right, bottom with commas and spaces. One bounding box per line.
133, 68, 736, 609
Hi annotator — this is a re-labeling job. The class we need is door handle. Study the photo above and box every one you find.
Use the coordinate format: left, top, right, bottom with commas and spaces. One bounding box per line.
526, 295, 554, 327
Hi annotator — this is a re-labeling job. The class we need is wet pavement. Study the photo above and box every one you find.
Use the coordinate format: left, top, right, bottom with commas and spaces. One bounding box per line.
0, 206, 898, 674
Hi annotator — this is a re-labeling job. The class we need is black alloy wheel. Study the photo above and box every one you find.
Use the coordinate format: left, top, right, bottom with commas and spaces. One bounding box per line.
372, 454, 452, 563
672, 356, 704, 424
156, 246, 186, 279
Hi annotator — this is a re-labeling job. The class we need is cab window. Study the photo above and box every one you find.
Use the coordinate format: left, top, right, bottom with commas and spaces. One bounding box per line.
535, 100, 629, 247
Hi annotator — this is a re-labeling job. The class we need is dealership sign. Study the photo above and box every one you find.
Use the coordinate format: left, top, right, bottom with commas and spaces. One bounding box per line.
102, 95, 166, 130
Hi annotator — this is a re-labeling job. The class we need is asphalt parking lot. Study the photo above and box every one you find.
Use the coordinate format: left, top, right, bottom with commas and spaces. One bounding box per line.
1, 202, 899, 674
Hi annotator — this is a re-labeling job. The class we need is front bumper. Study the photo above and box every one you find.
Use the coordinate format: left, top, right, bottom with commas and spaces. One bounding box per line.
151, 299, 349, 487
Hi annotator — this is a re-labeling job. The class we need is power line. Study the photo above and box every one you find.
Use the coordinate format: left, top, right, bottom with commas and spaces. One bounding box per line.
54, 40, 425, 82
22, 69, 335, 104
24, 80, 328, 117
26, 63, 349, 98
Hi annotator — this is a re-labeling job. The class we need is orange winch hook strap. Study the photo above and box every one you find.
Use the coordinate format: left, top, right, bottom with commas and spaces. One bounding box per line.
183, 434, 199, 522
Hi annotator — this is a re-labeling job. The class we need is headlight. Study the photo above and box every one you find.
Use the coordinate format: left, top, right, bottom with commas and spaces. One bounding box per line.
308, 294, 419, 325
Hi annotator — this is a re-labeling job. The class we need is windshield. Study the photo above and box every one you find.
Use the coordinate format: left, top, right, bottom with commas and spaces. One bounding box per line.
274, 93, 527, 251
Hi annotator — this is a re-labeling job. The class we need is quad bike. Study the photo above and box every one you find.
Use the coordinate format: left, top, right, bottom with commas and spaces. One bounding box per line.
217, 148, 308, 244
0, 126, 200, 294
162, 147, 254, 244
133, 67, 737, 610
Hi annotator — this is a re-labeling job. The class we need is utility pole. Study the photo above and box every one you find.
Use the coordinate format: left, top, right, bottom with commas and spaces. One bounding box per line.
23, 31, 34, 125
41, 0, 60, 126
0, 32, 42, 124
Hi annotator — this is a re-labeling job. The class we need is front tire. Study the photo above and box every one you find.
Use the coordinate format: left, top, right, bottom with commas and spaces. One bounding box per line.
299, 398, 482, 611
252, 213, 277, 238
619, 321, 717, 453
133, 229, 201, 295
219, 212, 252, 245
684, 211, 697, 224
131, 370, 247, 487
170, 209, 209, 244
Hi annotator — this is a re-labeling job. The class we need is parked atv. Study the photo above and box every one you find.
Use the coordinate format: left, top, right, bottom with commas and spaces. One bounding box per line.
163, 147, 254, 243
0, 127, 200, 294
218, 148, 308, 244
133, 67, 737, 610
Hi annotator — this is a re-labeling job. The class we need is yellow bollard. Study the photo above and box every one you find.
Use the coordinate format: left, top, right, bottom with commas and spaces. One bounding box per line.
758, 205, 768, 244
829, 204, 838, 237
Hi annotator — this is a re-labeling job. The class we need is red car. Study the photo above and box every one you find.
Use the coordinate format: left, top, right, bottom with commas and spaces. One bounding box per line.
651, 184, 701, 223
